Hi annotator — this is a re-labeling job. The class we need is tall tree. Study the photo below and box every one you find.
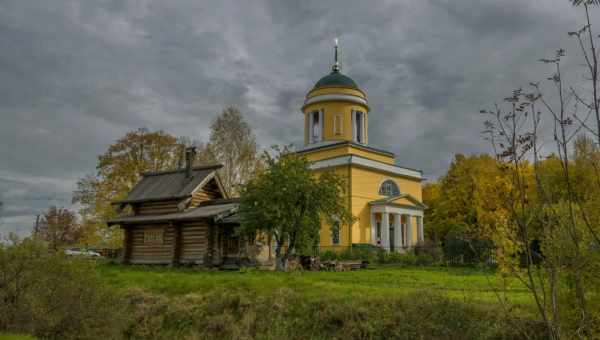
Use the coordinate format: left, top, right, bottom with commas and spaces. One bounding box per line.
482, 46, 600, 338
206, 107, 261, 196
423, 154, 510, 245
35, 206, 81, 251
238, 147, 352, 270
73, 128, 187, 247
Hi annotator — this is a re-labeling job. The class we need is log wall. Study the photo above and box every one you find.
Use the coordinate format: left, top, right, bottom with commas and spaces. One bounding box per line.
129, 224, 175, 264
180, 222, 210, 264
135, 200, 180, 215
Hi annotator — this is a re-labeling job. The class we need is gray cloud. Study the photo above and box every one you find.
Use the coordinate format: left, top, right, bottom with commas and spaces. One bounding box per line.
0, 0, 598, 235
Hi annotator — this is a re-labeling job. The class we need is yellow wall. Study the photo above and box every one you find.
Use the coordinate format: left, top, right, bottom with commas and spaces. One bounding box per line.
307, 87, 366, 99
311, 165, 352, 248
349, 166, 422, 244
304, 102, 369, 144
310, 161, 423, 248
302, 144, 395, 165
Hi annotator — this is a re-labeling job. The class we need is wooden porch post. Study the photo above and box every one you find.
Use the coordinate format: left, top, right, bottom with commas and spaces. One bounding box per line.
122, 226, 133, 265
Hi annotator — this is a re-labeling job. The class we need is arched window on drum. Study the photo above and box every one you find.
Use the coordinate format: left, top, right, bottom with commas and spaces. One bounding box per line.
378, 180, 400, 197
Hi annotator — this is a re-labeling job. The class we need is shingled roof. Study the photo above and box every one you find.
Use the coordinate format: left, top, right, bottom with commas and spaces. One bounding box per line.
108, 198, 239, 225
114, 164, 223, 204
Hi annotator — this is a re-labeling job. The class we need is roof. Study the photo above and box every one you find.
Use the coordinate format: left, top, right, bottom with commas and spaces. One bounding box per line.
296, 140, 395, 158
314, 71, 359, 90
369, 194, 428, 210
114, 165, 222, 204
107, 198, 239, 225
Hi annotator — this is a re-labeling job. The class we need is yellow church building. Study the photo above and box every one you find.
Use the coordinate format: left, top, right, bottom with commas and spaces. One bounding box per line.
297, 41, 425, 252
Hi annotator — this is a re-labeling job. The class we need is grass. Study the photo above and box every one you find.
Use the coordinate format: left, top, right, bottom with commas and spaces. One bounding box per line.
95, 264, 545, 339
99, 263, 534, 311
0, 333, 36, 340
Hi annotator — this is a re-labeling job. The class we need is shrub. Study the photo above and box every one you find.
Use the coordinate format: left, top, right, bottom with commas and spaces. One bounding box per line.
123, 287, 545, 340
443, 231, 494, 266
319, 250, 339, 261
318, 245, 380, 263
0, 237, 128, 339
416, 252, 436, 266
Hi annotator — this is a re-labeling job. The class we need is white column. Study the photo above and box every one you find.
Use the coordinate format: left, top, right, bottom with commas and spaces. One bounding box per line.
381, 212, 390, 252
405, 214, 413, 248
361, 113, 366, 144
370, 212, 377, 245
364, 112, 368, 144
318, 110, 324, 141
393, 213, 402, 252
308, 113, 314, 144
417, 216, 424, 243
351, 110, 357, 142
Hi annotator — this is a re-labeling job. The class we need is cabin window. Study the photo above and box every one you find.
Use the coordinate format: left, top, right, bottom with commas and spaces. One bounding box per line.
310, 110, 322, 143
334, 114, 343, 135
379, 180, 400, 196
331, 221, 340, 245
143, 229, 164, 244
353, 111, 365, 143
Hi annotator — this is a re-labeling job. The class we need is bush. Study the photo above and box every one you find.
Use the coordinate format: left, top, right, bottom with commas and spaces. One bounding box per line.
443, 231, 494, 266
123, 287, 545, 340
319, 245, 380, 263
416, 252, 436, 266
0, 237, 128, 339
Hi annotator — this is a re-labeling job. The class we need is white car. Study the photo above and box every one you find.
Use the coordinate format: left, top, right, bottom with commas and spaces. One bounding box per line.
64, 248, 103, 258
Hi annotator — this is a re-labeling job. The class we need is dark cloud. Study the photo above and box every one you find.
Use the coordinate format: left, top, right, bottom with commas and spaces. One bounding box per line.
0, 0, 598, 235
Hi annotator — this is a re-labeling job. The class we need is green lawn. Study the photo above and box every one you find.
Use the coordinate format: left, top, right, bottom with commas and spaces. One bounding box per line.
96, 264, 543, 339
99, 264, 533, 309
0, 333, 36, 340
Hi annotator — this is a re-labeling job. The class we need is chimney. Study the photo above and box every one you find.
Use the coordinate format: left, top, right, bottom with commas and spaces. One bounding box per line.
185, 147, 196, 178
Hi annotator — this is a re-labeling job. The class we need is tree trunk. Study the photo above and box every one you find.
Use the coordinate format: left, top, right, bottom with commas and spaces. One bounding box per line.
274, 241, 285, 271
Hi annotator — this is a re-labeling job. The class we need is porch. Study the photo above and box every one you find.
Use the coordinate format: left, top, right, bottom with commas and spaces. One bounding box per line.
369, 199, 425, 252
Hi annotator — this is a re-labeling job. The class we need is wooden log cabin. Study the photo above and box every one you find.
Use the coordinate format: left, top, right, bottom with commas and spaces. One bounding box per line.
108, 148, 271, 267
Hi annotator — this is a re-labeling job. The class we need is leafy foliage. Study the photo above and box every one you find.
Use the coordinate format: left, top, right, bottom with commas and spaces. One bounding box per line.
0, 237, 127, 339
204, 106, 262, 196
34, 206, 82, 250
72, 128, 205, 247
423, 154, 510, 246
238, 147, 353, 269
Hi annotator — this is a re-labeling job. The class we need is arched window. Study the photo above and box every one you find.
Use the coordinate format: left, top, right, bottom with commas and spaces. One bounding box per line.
379, 180, 400, 196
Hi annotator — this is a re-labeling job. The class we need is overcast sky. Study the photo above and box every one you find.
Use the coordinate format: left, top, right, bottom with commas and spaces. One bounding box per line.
1, 0, 598, 236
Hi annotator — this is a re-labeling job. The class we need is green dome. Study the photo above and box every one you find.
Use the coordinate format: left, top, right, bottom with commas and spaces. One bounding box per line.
314, 71, 358, 89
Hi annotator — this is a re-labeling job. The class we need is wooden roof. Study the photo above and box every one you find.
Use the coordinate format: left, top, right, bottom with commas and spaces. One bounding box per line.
107, 198, 239, 225
114, 165, 222, 204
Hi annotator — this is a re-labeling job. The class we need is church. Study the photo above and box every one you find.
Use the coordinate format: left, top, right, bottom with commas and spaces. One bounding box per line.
298, 41, 425, 252
110, 41, 425, 266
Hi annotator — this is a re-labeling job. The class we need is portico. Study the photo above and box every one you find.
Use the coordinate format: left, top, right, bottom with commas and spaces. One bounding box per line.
369, 195, 426, 252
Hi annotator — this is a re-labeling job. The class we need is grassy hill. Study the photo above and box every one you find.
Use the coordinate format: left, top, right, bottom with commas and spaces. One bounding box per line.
99, 264, 543, 339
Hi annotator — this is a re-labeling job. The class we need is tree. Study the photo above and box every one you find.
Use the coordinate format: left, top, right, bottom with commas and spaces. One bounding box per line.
482, 47, 600, 338
238, 147, 352, 270
423, 154, 510, 245
35, 207, 81, 251
571, 0, 599, 6
73, 128, 190, 247
206, 107, 262, 196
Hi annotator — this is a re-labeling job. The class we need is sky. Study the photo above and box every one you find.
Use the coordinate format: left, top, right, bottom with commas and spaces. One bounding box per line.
0, 0, 598, 236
